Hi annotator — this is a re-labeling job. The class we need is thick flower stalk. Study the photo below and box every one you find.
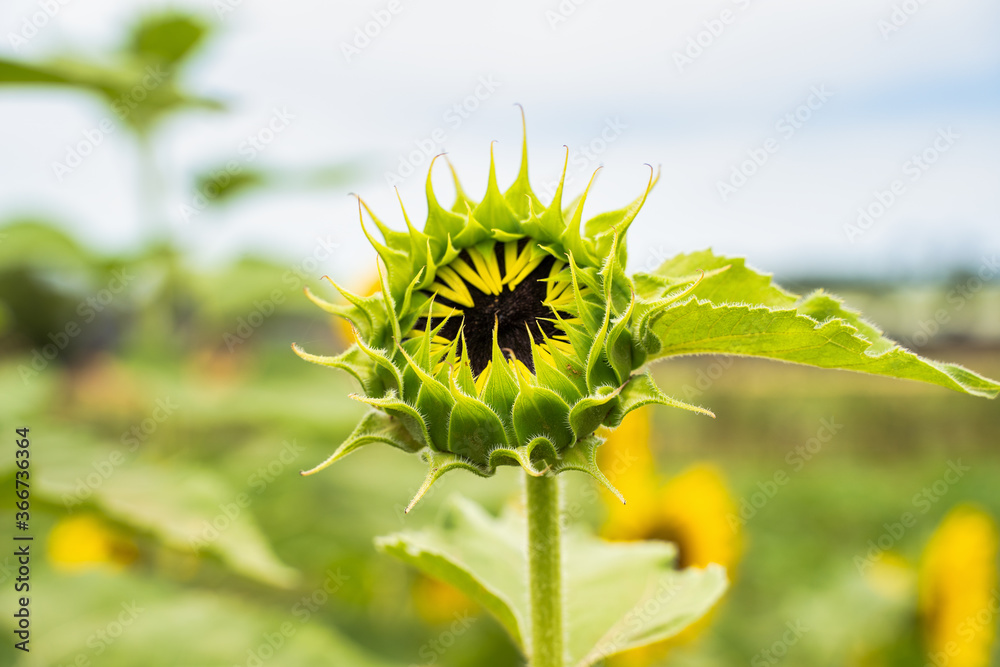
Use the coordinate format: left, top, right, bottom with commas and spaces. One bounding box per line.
294, 122, 999, 513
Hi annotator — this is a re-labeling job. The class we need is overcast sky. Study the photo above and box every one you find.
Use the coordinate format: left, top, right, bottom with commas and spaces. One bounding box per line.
1, 0, 998, 283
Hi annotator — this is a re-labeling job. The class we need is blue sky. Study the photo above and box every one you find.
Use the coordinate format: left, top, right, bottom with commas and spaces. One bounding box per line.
1, 0, 998, 283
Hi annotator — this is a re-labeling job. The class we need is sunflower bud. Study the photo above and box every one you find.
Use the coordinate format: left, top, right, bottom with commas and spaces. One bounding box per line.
294, 117, 713, 511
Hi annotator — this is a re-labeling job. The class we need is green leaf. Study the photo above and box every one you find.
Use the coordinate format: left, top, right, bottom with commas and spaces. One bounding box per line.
129, 14, 208, 66
28, 568, 404, 667
377, 496, 728, 667
563, 538, 727, 667
648, 298, 1000, 398
34, 442, 299, 589
376, 497, 528, 646
796, 289, 894, 354
637, 249, 797, 306
0, 58, 76, 85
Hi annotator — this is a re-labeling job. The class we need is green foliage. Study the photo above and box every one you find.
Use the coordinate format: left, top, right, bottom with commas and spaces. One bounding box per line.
128, 14, 208, 66
0, 11, 222, 135
377, 497, 728, 666
635, 251, 999, 398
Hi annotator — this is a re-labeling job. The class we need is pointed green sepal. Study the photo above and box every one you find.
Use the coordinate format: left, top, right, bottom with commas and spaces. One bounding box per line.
448, 379, 510, 467
300, 410, 424, 477
606, 372, 715, 428
569, 384, 624, 440
404, 451, 491, 513
351, 392, 433, 449
512, 382, 574, 451
553, 435, 623, 504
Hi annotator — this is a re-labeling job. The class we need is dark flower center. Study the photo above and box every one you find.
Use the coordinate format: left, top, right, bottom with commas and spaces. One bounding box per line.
414, 240, 571, 376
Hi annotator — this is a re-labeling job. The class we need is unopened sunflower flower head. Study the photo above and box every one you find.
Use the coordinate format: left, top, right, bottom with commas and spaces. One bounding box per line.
294, 119, 714, 511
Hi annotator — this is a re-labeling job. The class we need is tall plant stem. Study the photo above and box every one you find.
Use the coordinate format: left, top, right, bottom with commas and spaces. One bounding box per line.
526, 472, 563, 667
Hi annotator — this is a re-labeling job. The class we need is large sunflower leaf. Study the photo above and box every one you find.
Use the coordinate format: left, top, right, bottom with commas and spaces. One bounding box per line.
25, 436, 300, 589
20, 567, 404, 667
375, 497, 528, 647
647, 298, 1000, 398
564, 538, 727, 667
635, 249, 796, 306
376, 496, 728, 666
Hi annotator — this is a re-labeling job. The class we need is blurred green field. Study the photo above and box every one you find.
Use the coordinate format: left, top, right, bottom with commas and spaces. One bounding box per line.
2, 226, 997, 666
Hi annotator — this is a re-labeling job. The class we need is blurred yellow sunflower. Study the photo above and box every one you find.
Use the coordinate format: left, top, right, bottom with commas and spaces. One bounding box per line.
411, 573, 478, 626
598, 406, 742, 665
918, 505, 999, 667
334, 273, 382, 346
47, 514, 138, 573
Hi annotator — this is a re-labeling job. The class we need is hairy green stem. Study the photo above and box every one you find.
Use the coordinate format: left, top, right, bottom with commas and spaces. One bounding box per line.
526, 472, 563, 667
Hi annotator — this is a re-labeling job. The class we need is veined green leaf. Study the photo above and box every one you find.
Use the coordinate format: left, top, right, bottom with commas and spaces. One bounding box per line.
376, 497, 528, 646
564, 539, 727, 667
377, 496, 729, 667
637, 249, 796, 306
34, 441, 299, 589
648, 299, 1000, 398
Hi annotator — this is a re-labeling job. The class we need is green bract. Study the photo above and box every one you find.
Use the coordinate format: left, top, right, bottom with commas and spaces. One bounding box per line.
295, 124, 1000, 512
